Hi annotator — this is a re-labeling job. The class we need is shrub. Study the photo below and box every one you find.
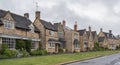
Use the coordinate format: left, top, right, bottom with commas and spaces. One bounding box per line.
20, 50, 30, 57
0, 44, 18, 58
16, 39, 26, 51
0, 44, 8, 54
94, 42, 100, 51
31, 49, 47, 56
116, 45, 120, 50
58, 47, 64, 53
3, 49, 18, 58
86, 47, 90, 51
0, 54, 9, 59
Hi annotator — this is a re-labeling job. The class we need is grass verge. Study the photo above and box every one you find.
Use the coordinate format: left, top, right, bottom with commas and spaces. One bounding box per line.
0, 50, 119, 65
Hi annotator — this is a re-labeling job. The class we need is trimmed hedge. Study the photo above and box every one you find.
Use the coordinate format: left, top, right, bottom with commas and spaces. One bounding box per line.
3, 49, 18, 58
58, 47, 64, 53
0, 44, 18, 58
31, 49, 47, 56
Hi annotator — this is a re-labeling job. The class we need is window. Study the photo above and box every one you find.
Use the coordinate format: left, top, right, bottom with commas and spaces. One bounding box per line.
4, 20, 14, 29
48, 43, 55, 48
49, 31, 54, 36
31, 41, 36, 49
74, 33, 78, 39
58, 32, 63, 38
84, 42, 87, 48
84, 36, 87, 41
74, 43, 80, 49
2, 38, 16, 49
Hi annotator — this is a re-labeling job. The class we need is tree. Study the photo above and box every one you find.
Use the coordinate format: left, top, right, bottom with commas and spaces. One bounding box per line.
94, 42, 100, 51
0, 44, 8, 54
16, 39, 26, 51
25, 40, 32, 53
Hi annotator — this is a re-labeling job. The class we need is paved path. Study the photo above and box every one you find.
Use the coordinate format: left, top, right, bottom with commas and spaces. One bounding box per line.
66, 53, 120, 65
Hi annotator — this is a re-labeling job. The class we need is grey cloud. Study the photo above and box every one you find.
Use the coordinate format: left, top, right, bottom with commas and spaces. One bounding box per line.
0, 0, 120, 35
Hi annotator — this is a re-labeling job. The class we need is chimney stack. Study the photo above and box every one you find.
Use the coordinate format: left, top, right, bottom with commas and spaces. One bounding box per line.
35, 11, 40, 19
109, 30, 112, 34
24, 13, 29, 19
62, 20, 66, 26
89, 26, 91, 31
100, 28, 103, 32
74, 21, 77, 31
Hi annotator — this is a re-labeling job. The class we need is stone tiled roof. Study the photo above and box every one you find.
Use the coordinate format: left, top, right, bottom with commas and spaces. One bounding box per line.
40, 19, 57, 31
48, 38, 58, 42
0, 9, 40, 32
103, 32, 116, 39
0, 9, 6, 18
58, 38, 66, 42
78, 29, 86, 36
53, 23, 59, 30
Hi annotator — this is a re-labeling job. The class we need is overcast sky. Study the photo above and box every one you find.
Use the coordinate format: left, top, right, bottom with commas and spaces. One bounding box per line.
0, 0, 120, 35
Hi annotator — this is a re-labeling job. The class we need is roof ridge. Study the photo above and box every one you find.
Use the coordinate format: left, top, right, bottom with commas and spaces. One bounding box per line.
0, 9, 29, 20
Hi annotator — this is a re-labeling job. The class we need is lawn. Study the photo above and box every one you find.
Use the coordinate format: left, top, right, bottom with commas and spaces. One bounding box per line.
0, 50, 119, 65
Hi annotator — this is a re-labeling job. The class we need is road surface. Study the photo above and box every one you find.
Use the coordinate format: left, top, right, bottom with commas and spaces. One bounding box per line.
66, 53, 120, 65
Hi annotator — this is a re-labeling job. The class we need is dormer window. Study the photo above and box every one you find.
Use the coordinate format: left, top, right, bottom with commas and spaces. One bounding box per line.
4, 20, 14, 29
49, 31, 54, 36
74, 33, 78, 39
29, 24, 35, 33
58, 32, 63, 38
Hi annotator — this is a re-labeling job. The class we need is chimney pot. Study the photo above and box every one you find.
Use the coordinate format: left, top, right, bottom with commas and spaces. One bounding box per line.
35, 11, 40, 19
109, 30, 112, 34
24, 13, 29, 19
89, 26, 91, 31
62, 20, 66, 26
74, 21, 77, 31
100, 28, 103, 32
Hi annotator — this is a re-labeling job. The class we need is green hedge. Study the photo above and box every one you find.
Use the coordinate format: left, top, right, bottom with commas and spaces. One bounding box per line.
18, 50, 30, 57
3, 49, 18, 58
58, 47, 64, 53
31, 49, 47, 56
0, 44, 18, 58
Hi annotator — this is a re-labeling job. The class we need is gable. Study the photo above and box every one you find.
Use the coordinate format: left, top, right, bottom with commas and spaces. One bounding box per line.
89, 32, 93, 40
0, 9, 41, 33
59, 24, 64, 32
3, 12, 15, 21
34, 18, 44, 31
83, 32, 88, 40
98, 32, 105, 37
40, 19, 57, 31
78, 29, 86, 36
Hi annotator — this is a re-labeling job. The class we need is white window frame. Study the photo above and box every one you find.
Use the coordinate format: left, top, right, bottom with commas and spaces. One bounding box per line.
84, 42, 88, 48
74, 33, 78, 39
4, 20, 14, 29
2, 38, 16, 49
50, 31, 54, 36
58, 32, 63, 38
74, 43, 80, 49
48, 42, 55, 48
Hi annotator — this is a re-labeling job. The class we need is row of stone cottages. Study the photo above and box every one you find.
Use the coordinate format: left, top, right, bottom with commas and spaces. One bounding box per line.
0, 9, 120, 53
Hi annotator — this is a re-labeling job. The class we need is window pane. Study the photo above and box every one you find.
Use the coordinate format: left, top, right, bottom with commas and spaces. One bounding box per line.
4, 20, 14, 29
2, 38, 15, 49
